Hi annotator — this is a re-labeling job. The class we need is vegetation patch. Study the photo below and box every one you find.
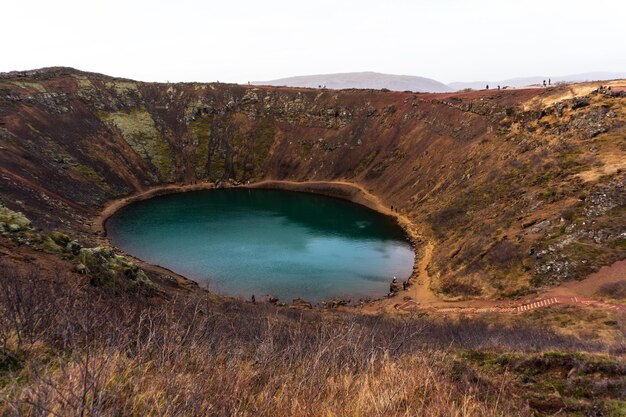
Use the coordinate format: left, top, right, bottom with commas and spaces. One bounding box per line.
457, 350, 626, 415
78, 246, 158, 295
104, 80, 140, 95
596, 281, 626, 300
439, 275, 483, 296
73, 164, 108, 189
0, 204, 31, 232
189, 114, 213, 178
253, 117, 275, 176
8, 81, 46, 93
98, 109, 174, 181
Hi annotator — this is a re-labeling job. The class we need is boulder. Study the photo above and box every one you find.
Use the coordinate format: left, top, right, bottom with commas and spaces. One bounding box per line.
323, 298, 349, 308
67, 240, 82, 255
291, 298, 312, 309
570, 96, 590, 110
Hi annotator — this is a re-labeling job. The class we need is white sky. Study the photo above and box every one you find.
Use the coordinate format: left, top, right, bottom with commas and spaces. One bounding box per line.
2, 0, 625, 84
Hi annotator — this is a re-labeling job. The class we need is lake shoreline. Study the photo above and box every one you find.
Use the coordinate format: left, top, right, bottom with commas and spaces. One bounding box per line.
94, 179, 423, 306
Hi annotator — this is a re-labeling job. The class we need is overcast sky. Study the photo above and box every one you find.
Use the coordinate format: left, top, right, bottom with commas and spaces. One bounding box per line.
2, 0, 624, 84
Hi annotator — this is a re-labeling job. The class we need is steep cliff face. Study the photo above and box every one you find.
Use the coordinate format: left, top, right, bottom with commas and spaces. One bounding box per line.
1, 67, 624, 298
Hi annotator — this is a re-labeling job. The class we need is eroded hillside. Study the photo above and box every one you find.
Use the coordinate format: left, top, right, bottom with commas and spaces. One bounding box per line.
0, 67, 624, 299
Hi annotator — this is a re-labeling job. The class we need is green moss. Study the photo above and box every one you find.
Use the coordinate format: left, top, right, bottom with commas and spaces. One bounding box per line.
26, 123, 43, 135
460, 350, 490, 363
41, 237, 64, 254
606, 400, 626, 417
300, 141, 313, 157
49, 231, 70, 246
564, 241, 604, 259
253, 118, 275, 174
209, 149, 226, 181
0, 204, 31, 231
75, 76, 93, 89
543, 351, 586, 360
189, 114, 213, 178
74, 164, 106, 184
104, 81, 140, 95
9, 80, 46, 92
611, 238, 626, 249
98, 109, 174, 181
74, 75, 98, 99
78, 247, 159, 295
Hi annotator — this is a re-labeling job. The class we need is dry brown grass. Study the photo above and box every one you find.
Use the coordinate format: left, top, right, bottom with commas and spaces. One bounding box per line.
7, 349, 508, 417
0, 262, 616, 416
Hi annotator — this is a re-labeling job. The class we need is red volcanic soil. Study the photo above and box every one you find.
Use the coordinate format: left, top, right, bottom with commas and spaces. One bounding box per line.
0, 68, 624, 309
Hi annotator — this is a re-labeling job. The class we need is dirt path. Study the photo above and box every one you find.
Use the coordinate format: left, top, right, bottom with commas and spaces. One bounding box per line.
409, 242, 439, 305
361, 239, 624, 315
388, 256, 625, 315
397, 295, 624, 314
543, 260, 626, 298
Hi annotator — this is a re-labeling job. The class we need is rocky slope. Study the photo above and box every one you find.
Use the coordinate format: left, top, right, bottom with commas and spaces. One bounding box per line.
0, 67, 624, 299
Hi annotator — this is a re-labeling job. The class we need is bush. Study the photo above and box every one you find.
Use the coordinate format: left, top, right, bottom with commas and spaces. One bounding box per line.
428, 206, 468, 238
596, 281, 626, 300
486, 241, 523, 267
439, 275, 483, 296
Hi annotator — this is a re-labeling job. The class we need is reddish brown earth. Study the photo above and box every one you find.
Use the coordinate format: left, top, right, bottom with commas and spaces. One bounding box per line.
0, 67, 624, 313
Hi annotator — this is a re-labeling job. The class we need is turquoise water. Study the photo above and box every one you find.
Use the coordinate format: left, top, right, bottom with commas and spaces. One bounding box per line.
106, 188, 414, 302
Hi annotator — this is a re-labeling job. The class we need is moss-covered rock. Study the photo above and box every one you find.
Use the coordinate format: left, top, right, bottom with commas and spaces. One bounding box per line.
49, 231, 70, 247
0, 204, 31, 232
78, 246, 159, 294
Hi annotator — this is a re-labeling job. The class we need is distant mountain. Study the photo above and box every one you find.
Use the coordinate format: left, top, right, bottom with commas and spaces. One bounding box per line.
253, 71, 453, 93
449, 72, 626, 91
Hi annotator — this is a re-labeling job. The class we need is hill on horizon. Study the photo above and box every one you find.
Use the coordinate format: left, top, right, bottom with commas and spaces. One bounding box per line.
253, 71, 453, 93
254, 70, 626, 93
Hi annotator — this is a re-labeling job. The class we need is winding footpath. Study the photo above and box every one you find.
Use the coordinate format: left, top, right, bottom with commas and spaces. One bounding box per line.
379, 243, 625, 315
397, 296, 625, 314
